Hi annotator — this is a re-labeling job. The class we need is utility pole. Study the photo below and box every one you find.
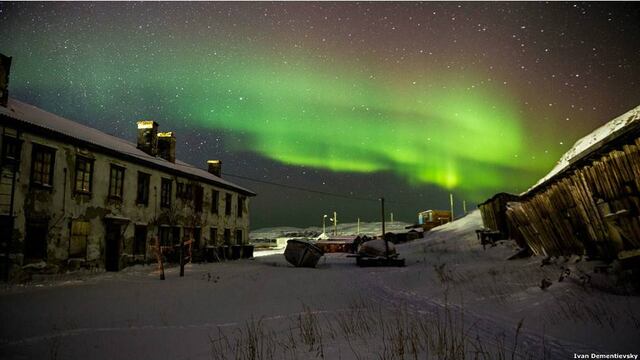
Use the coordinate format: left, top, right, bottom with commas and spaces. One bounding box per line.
381, 197, 389, 258
333, 211, 337, 236
357, 217, 360, 235
390, 212, 394, 223
463, 200, 467, 215
450, 193, 455, 221
322, 214, 327, 234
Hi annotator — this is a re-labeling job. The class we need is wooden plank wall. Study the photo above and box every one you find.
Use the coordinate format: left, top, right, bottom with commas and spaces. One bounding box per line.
506, 137, 640, 259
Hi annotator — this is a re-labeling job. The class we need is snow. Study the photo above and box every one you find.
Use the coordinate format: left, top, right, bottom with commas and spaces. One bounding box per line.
0, 98, 254, 195
1, 210, 639, 359
250, 220, 413, 241
525, 104, 640, 195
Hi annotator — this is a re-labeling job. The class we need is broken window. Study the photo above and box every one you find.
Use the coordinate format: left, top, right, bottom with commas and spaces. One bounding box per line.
134, 225, 147, 256
225, 193, 232, 216
1, 135, 22, 166
211, 189, 219, 214
209, 227, 217, 246
74, 156, 93, 194
136, 172, 150, 206
237, 197, 244, 218
31, 144, 56, 187
108, 164, 125, 199
194, 185, 203, 212
223, 228, 231, 245
236, 229, 243, 245
160, 178, 172, 208
69, 220, 89, 258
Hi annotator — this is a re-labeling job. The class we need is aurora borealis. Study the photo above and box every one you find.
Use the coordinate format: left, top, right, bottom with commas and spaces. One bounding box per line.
1, 2, 639, 227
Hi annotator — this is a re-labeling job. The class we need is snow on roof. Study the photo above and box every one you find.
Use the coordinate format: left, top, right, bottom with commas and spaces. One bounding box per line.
524, 104, 640, 196
0, 98, 255, 195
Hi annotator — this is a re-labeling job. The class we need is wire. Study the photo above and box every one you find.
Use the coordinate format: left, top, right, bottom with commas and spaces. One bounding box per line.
222, 172, 416, 206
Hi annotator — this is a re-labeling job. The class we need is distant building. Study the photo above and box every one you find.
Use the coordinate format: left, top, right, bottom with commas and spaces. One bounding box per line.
0, 55, 255, 276
417, 209, 452, 230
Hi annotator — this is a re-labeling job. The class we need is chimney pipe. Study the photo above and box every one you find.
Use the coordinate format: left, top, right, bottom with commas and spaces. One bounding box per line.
136, 120, 158, 156
207, 160, 222, 177
157, 132, 176, 163
0, 54, 12, 108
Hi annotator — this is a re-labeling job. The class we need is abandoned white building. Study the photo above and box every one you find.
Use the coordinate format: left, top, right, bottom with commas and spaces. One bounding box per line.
0, 57, 256, 275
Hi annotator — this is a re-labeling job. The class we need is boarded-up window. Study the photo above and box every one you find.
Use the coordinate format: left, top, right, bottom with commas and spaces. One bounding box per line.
70, 220, 90, 258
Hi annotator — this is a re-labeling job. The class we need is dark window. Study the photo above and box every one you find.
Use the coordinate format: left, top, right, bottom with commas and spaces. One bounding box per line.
194, 185, 203, 212
31, 144, 56, 187
160, 178, 172, 208
223, 228, 231, 245
1, 135, 22, 165
211, 190, 219, 214
225, 193, 232, 216
177, 182, 193, 200
134, 225, 147, 256
108, 165, 125, 199
237, 197, 245, 218
236, 229, 243, 245
159, 226, 171, 246
194, 227, 201, 247
74, 156, 93, 194
172, 227, 181, 246
136, 172, 150, 205
25, 220, 48, 261
209, 227, 217, 246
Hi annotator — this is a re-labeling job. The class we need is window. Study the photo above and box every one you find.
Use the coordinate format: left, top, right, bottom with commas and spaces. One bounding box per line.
194, 185, 203, 212
74, 156, 93, 194
177, 182, 193, 200
223, 228, 231, 245
236, 229, 243, 245
209, 227, 217, 246
136, 172, 150, 205
225, 193, 232, 216
108, 165, 125, 199
160, 178, 172, 208
194, 227, 201, 247
70, 220, 90, 258
211, 190, 219, 214
134, 225, 147, 256
159, 226, 180, 246
237, 197, 245, 218
1, 135, 22, 165
31, 144, 56, 187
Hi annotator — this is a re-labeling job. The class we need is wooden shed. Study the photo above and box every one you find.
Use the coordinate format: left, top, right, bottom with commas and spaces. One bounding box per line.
418, 210, 452, 231
478, 193, 527, 248
505, 105, 640, 261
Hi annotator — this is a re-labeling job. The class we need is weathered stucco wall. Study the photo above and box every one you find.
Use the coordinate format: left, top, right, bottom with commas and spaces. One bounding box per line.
1, 124, 251, 270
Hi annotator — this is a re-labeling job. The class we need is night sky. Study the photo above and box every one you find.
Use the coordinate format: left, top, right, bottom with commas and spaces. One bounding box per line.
1, 2, 639, 228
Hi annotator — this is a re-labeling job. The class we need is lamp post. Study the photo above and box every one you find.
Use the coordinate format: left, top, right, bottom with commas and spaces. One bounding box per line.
322, 214, 328, 234
330, 211, 337, 236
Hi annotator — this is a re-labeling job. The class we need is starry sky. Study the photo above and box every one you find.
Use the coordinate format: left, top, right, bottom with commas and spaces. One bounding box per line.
1, 2, 639, 228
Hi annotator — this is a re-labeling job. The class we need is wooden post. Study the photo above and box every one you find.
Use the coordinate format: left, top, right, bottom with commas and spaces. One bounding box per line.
450, 193, 455, 221
179, 236, 185, 277
463, 200, 467, 215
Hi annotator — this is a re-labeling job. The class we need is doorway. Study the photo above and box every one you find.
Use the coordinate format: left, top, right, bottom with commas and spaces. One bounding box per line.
25, 220, 48, 262
105, 222, 121, 271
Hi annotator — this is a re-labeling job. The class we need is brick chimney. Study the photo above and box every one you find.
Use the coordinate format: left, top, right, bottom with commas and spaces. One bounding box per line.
157, 132, 176, 163
136, 120, 158, 156
207, 160, 222, 177
0, 54, 12, 107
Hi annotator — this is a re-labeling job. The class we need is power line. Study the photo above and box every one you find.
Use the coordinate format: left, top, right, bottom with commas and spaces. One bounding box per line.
223, 172, 416, 206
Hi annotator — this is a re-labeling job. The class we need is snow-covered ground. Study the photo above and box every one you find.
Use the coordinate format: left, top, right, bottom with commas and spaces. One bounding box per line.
1, 210, 639, 359
250, 220, 414, 241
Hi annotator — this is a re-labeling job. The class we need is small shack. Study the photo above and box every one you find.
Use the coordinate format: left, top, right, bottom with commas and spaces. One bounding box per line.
478, 193, 527, 248
418, 210, 452, 231
505, 105, 640, 261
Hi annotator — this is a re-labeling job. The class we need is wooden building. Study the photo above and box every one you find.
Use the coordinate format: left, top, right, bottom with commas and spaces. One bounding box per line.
418, 209, 452, 231
0, 56, 256, 277
478, 193, 526, 248
505, 105, 640, 260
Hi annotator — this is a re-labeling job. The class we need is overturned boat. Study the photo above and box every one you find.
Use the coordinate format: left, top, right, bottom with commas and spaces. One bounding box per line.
284, 239, 324, 268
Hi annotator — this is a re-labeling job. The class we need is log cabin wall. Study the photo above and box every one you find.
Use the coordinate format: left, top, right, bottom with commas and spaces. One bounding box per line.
506, 136, 640, 260
479, 193, 527, 248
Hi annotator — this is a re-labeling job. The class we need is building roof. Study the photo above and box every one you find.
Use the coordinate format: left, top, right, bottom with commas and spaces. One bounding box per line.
0, 98, 255, 196
523, 104, 640, 196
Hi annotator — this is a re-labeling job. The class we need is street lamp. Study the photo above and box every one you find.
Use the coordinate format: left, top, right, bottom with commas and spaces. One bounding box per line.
322, 214, 328, 234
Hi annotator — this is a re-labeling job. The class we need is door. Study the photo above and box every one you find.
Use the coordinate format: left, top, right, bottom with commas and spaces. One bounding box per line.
105, 222, 121, 271
25, 220, 48, 262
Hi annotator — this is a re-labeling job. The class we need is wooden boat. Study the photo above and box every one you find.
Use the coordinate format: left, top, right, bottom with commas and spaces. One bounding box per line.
284, 239, 324, 268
